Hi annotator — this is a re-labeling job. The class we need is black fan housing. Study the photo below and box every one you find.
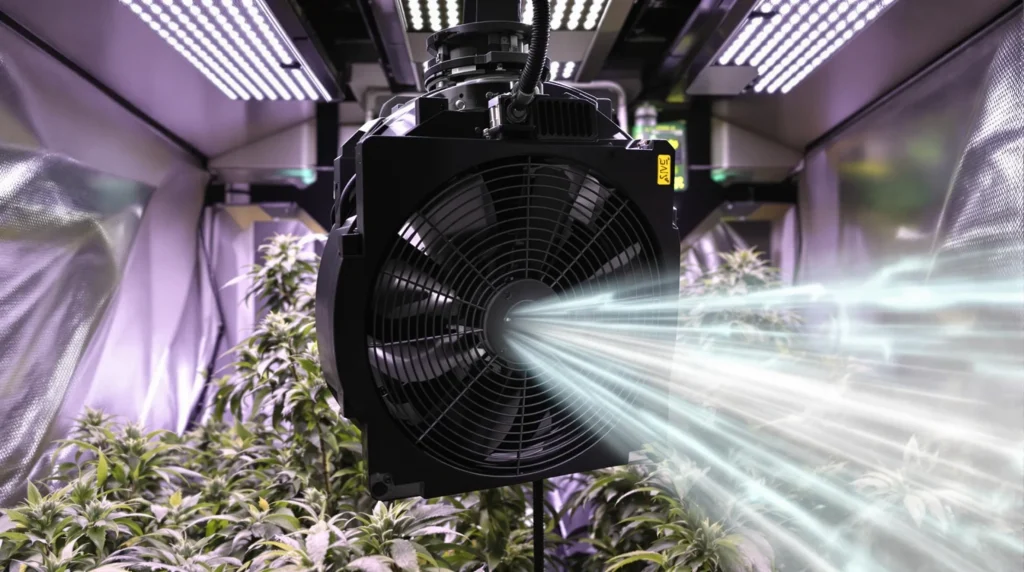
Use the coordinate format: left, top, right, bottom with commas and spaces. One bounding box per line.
317, 73, 678, 502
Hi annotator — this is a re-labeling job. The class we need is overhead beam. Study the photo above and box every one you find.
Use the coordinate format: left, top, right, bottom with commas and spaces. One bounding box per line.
576, 0, 633, 82
359, 0, 420, 92
639, 0, 757, 102
267, 0, 343, 100
0, 8, 207, 166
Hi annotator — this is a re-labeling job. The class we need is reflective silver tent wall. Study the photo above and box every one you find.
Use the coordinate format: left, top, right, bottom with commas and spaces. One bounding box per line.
0, 0, 330, 505
0, 0, 1022, 508
0, 12, 211, 503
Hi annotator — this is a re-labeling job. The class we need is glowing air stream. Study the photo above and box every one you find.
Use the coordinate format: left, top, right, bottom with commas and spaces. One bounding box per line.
506, 247, 1023, 571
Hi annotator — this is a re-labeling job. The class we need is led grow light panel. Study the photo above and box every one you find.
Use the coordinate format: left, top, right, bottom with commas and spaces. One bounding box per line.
118, 0, 332, 100
403, 1, 606, 32
718, 0, 898, 94
403, 0, 460, 31
522, 0, 607, 30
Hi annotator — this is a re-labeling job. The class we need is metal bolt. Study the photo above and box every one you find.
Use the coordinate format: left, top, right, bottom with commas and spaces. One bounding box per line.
454, 99, 466, 110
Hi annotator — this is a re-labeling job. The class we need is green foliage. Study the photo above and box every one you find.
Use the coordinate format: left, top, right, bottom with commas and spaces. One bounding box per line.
565, 451, 770, 572
20, 241, 1009, 572
0, 234, 533, 571
680, 248, 802, 354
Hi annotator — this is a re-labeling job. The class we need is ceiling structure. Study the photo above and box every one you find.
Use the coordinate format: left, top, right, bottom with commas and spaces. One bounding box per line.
712, 0, 1020, 150
289, 0, 704, 98
0, 0, 1017, 163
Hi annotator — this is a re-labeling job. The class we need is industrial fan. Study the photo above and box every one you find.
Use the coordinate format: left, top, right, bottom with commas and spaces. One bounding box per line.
316, 0, 679, 500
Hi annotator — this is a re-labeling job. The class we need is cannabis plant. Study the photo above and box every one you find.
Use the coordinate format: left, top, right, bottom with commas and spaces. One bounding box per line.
446, 483, 563, 571
680, 248, 801, 355
0, 234, 539, 571
562, 463, 656, 567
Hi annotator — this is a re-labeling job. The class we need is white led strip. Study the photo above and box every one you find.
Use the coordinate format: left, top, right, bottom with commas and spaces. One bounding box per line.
561, 60, 576, 79
426, 0, 443, 31
523, 1, 605, 30
405, 1, 607, 33
407, 0, 424, 30
548, 60, 578, 81
404, 0, 457, 31
550, 0, 570, 30
717, 0, 898, 94
118, 0, 332, 100
445, 0, 459, 28
583, 0, 605, 30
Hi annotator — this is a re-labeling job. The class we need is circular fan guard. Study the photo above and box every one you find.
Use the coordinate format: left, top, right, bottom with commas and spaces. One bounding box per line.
368, 157, 666, 476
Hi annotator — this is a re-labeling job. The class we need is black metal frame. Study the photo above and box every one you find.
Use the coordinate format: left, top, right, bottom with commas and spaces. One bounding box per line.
463, 0, 523, 22
638, 0, 759, 102
267, 0, 344, 100
355, 0, 419, 92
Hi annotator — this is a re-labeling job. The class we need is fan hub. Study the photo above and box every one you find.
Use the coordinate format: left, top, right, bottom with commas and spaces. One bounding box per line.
483, 279, 554, 356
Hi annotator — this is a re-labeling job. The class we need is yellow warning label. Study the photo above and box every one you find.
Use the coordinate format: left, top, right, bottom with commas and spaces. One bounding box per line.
657, 154, 672, 186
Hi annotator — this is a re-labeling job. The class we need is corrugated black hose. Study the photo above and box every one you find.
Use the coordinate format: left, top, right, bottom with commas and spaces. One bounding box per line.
513, 0, 550, 111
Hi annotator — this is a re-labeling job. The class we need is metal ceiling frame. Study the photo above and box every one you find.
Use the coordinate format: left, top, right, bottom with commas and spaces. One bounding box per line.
396, 0, 629, 83
360, 0, 421, 92
268, 0, 345, 100
576, 0, 633, 82
0, 8, 207, 165
641, 0, 758, 101
804, 1, 1022, 152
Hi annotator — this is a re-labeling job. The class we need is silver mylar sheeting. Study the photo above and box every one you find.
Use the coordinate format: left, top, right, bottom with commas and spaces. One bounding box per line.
0, 145, 152, 505
927, 13, 1024, 481
800, 18, 1014, 283
0, 21, 212, 506
796, 15, 1023, 565
931, 15, 1023, 286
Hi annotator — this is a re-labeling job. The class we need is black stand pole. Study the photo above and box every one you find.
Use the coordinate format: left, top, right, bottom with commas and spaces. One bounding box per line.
533, 479, 545, 571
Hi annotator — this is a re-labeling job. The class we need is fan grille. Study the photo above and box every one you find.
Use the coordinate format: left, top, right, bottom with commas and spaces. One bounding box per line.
368, 157, 665, 476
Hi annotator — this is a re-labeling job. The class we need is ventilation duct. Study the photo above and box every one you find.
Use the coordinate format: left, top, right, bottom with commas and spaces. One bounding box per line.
208, 120, 318, 188
711, 118, 802, 183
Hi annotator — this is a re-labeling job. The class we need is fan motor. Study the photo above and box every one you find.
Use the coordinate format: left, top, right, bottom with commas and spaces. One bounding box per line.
483, 279, 553, 356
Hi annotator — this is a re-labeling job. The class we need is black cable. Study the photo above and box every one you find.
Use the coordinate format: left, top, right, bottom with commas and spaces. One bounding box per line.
533, 479, 545, 571
515, 0, 550, 107
336, 174, 357, 225
185, 206, 228, 433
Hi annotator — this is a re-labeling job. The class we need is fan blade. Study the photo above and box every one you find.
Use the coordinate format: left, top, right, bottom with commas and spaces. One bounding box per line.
398, 214, 447, 264
565, 170, 608, 227
511, 409, 554, 464
583, 242, 643, 284
528, 165, 608, 277
422, 174, 496, 241
369, 337, 486, 383
447, 384, 525, 461
376, 260, 462, 320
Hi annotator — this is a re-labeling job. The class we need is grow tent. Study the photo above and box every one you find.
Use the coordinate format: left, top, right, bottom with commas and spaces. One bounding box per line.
0, 0, 1020, 550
